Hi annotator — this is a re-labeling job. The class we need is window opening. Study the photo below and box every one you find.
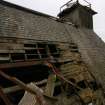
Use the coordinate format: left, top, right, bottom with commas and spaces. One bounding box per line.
11, 53, 25, 61
0, 53, 9, 57
24, 43, 60, 60
24, 44, 36, 48
48, 44, 60, 58
24, 44, 39, 60
38, 43, 48, 58
27, 54, 40, 59
48, 44, 57, 53
0, 53, 10, 63
25, 49, 37, 54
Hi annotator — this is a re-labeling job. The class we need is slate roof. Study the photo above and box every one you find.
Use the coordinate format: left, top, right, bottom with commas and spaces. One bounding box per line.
0, 0, 105, 89
0, 0, 55, 19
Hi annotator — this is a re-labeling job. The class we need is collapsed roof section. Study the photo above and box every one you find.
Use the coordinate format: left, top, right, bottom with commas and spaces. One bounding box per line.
0, 0, 105, 105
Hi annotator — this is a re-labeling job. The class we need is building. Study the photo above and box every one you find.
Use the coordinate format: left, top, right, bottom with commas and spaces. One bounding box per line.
0, 0, 105, 105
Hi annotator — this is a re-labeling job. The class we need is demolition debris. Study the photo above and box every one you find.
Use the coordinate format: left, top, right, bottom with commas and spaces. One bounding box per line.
0, 0, 105, 105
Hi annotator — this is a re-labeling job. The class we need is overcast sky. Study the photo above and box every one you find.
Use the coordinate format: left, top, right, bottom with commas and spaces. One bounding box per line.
5, 0, 105, 42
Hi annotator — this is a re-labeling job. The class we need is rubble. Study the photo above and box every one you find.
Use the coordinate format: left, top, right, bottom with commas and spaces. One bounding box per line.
0, 42, 105, 105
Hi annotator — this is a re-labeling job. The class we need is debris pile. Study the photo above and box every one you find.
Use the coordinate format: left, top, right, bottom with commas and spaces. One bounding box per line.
0, 43, 105, 105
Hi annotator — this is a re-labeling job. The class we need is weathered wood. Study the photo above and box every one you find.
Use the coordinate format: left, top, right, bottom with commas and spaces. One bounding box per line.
44, 74, 56, 97
0, 59, 61, 69
3, 79, 47, 94
0, 60, 43, 69
46, 62, 83, 90
0, 70, 58, 101
19, 83, 47, 105
0, 70, 41, 96
0, 87, 13, 105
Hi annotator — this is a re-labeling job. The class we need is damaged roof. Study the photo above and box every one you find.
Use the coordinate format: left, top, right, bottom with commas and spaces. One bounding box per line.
0, 0, 105, 96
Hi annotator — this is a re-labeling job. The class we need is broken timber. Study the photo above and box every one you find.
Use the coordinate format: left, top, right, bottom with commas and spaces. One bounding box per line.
0, 87, 13, 105
0, 70, 58, 101
3, 79, 47, 94
44, 74, 55, 97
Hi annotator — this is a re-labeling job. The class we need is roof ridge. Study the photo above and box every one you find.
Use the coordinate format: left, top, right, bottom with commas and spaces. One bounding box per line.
0, 0, 57, 19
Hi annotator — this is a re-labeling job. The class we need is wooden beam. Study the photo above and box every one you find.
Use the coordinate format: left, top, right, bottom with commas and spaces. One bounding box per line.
0, 60, 43, 69
0, 70, 41, 96
0, 87, 13, 105
0, 70, 58, 101
3, 81, 61, 94
44, 74, 56, 97
3, 79, 47, 94
0, 59, 61, 70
